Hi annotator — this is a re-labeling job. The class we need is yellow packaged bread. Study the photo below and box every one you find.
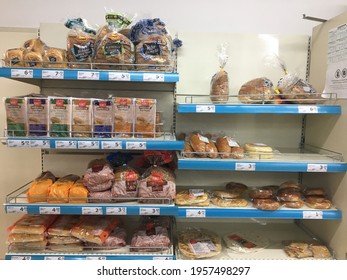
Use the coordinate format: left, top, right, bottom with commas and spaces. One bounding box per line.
69, 180, 89, 203
27, 171, 56, 203
8, 214, 57, 235
47, 174, 80, 203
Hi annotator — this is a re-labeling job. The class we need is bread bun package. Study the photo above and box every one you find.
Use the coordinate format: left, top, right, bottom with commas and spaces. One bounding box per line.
26, 96, 48, 136
43, 47, 68, 68
238, 77, 276, 104
113, 97, 134, 138
23, 38, 47, 55
4, 97, 27, 136
23, 50, 43, 68
4, 48, 25, 67
210, 43, 229, 104
48, 96, 71, 137
92, 98, 113, 138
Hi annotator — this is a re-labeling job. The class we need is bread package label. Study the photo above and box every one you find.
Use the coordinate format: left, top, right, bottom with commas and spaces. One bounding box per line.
189, 238, 217, 255
135, 98, 156, 138
148, 172, 165, 192
23, 51, 43, 68
27, 97, 48, 136
93, 99, 113, 138
49, 97, 71, 137
125, 171, 138, 192
113, 97, 134, 138
5, 97, 27, 136
69, 35, 94, 62
72, 98, 92, 137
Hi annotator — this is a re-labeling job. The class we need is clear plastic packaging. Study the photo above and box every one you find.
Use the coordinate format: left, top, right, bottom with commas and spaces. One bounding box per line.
175, 189, 210, 206
8, 214, 57, 235
83, 159, 114, 192
71, 98, 92, 137
48, 96, 71, 137
92, 98, 113, 138
26, 96, 48, 136
223, 231, 269, 254
27, 171, 56, 203
238, 77, 276, 104
47, 174, 80, 203
4, 97, 27, 136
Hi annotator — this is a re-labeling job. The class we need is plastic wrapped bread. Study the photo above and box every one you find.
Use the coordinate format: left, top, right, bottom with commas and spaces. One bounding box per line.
4, 48, 25, 67
69, 180, 89, 203
43, 47, 68, 68
86, 227, 127, 248
23, 51, 43, 68
5, 97, 27, 136
112, 164, 140, 199
8, 214, 57, 235
27, 171, 56, 203
47, 174, 80, 203
47, 215, 81, 237
83, 159, 114, 192
23, 38, 47, 55
238, 77, 275, 104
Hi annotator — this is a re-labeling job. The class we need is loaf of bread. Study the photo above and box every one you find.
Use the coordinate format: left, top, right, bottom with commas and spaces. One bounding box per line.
248, 186, 278, 199
9, 215, 57, 235
47, 215, 81, 236
27, 171, 56, 203
279, 181, 304, 191
189, 133, 209, 157
43, 47, 68, 68
4, 48, 25, 67
182, 141, 195, 158
225, 182, 248, 194
67, 30, 95, 69
23, 38, 46, 55
205, 140, 218, 158
47, 174, 80, 203
244, 143, 273, 159
69, 180, 89, 203
216, 136, 232, 158
210, 69, 229, 104
23, 51, 43, 68
276, 188, 302, 202
238, 77, 275, 104
281, 200, 304, 209
303, 187, 326, 196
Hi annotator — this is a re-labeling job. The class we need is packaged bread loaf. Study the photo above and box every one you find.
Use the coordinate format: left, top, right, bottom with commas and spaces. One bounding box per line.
175, 189, 210, 206
238, 77, 276, 104
47, 215, 81, 237
8, 214, 57, 235
252, 198, 281, 210
92, 99, 113, 138
283, 240, 332, 259
244, 143, 273, 159
182, 141, 195, 158
71, 98, 92, 137
47, 174, 80, 203
23, 38, 47, 55
305, 197, 332, 209
23, 51, 43, 68
86, 226, 127, 248
83, 159, 114, 192
134, 98, 156, 138
43, 47, 68, 68
130, 18, 169, 44
4, 48, 25, 67
113, 97, 134, 138
26, 96, 48, 136
216, 136, 244, 159
27, 171, 56, 203
5, 97, 27, 136
223, 231, 269, 253
111, 163, 140, 200
189, 133, 210, 157
69, 179, 89, 203
49, 97, 71, 137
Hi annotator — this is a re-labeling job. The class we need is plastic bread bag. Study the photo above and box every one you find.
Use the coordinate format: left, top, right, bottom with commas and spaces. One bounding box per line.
4, 96, 27, 136
83, 158, 114, 192
238, 77, 276, 104
47, 174, 80, 203
130, 18, 168, 44
4, 48, 25, 67
27, 171, 56, 203
69, 179, 89, 203
26, 96, 48, 136
47, 215, 82, 236
8, 214, 58, 235
223, 231, 270, 254
85, 226, 127, 249
210, 43, 229, 104
43, 47, 68, 68
175, 189, 210, 206
23, 38, 47, 55
48, 96, 71, 137
92, 98, 113, 138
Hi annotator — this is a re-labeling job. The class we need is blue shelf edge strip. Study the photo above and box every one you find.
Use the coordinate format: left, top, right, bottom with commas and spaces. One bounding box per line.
5, 254, 175, 260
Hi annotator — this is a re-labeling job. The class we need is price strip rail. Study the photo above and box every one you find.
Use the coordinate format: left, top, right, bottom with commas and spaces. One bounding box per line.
6, 137, 184, 151
0, 67, 179, 83
177, 103, 341, 114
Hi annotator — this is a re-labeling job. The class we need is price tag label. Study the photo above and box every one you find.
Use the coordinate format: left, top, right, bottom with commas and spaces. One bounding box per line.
143, 73, 165, 82
55, 140, 77, 149
140, 208, 160, 215
82, 207, 103, 215
42, 70, 64, 79
186, 209, 206, 218
196, 105, 216, 113
7, 206, 28, 214
101, 141, 122, 149
153, 257, 174, 260
78, 141, 99, 149
11, 69, 33, 78
8, 139, 30, 148
106, 207, 127, 215
298, 106, 318, 114
303, 211, 323, 219
307, 164, 328, 172
86, 256, 106, 260
235, 163, 256, 171
39, 207, 61, 214
11, 256, 31, 260
126, 142, 147, 150
44, 256, 64, 260
77, 71, 100, 80
30, 140, 50, 148
109, 72, 131, 81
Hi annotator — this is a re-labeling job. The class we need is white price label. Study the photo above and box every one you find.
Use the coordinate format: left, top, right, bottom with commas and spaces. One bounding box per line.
11, 69, 33, 78
106, 207, 127, 215
153, 257, 174, 260
298, 106, 318, 114
86, 256, 106, 260
39, 207, 61, 214
8, 139, 30, 148
42, 70, 64, 79
126, 141, 147, 150
101, 141, 122, 149
143, 73, 165, 82
82, 207, 103, 215
196, 105, 216, 113
55, 140, 77, 149
44, 256, 64, 260
11, 256, 31, 260
7, 206, 28, 214
307, 164, 328, 172
140, 208, 160, 215
303, 211, 323, 219
78, 141, 99, 149
186, 209, 206, 218
77, 71, 100, 80
235, 163, 256, 171
109, 72, 131, 81
30, 140, 50, 148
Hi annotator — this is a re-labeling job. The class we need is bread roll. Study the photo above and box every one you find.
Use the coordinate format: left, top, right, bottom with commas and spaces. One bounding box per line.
249, 186, 277, 199
238, 77, 275, 104
303, 187, 326, 196
213, 190, 241, 199
23, 51, 43, 68
43, 47, 68, 68
189, 133, 208, 157
279, 181, 303, 191
4, 48, 25, 67
276, 188, 302, 202
24, 38, 46, 55
183, 141, 195, 158
205, 140, 218, 158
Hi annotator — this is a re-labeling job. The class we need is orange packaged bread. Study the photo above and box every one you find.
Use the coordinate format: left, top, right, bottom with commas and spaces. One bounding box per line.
48, 174, 80, 203
8, 214, 57, 235
69, 179, 89, 203
27, 171, 56, 203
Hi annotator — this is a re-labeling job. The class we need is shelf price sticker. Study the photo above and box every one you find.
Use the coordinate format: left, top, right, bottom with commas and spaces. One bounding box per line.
307, 164, 328, 172
11, 69, 33, 78
109, 72, 131, 81
78, 141, 99, 149
186, 209, 206, 218
126, 141, 147, 150
143, 73, 165, 82
196, 105, 216, 113
7, 139, 30, 148
140, 208, 160, 215
303, 211, 323, 219
55, 140, 77, 149
42, 70, 64, 79
44, 256, 64, 260
30, 140, 50, 148
7, 206, 28, 214
86, 256, 106, 260
106, 207, 127, 215
82, 207, 103, 215
235, 163, 256, 171
101, 141, 122, 149
39, 207, 61, 215
298, 106, 318, 114
11, 256, 31, 260
77, 71, 100, 80
153, 257, 174, 260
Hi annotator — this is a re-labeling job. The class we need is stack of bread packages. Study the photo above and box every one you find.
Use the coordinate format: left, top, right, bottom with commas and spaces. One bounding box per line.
94, 11, 135, 70
7, 215, 57, 252
210, 182, 249, 208
210, 43, 230, 104
47, 174, 82, 203
276, 181, 305, 209
249, 185, 281, 210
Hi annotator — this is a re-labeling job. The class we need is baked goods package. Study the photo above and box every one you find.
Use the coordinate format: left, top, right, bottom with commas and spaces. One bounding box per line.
210, 190, 248, 207
26, 96, 48, 136
69, 179, 89, 203
178, 227, 222, 259
27, 171, 56, 203
23, 50, 43, 68
4, 97, 27, 136
83, 159, 114, 193
113, 97, 134, 138
175, 189, 210, 206
238, 77, 276, 104
130, 18, 169, 44
85, 226, 127, 249
43, 47, 68, 68
223, 231, 269, 254
48, 96, 71, 137
23, 38, 47, 55
47, 174, 80, 203
47, 215, 81, 236
216, 135, 244, 159
244, 142, 274, 159
210, 43, 229, 104
8, 214, 57, 235
71, 98, 92, 137
283, 240, 332, 259
4, 48, 25, 67
134, 98, 156, 138
92, 98, 113, 138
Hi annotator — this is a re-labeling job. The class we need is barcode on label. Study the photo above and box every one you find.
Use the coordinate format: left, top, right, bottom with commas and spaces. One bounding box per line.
55, 141, 77, 149
235, 163, 256, 171
77, 71, 99, 80
186, 209, 206, 218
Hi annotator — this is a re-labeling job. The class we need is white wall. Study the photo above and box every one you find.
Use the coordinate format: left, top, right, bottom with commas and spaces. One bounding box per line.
0, 0, 346, 35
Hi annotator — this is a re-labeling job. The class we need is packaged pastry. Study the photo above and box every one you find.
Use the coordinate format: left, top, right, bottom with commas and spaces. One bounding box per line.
175, 189, 209, 206
212, 190, 242, 199
305, 197, 332, 209
211, 197, 248, 207
238, 77, 275, 104
276, 187, 302, 202
86, 227, 127, 248
279, 181, 304, 191
71, 98, 92, 137
112, 163, 140, 200
47, 174, 80, 203
8, 214, 57, 235
283, 240, 332, 259
23, 51, 43, 68
113, 97, 134, 138
134, 98, 156, 138
92, 98, 113, 138
26, 96, 48, 136
4, 48, 25, 67
248, 186, 278, 199
69, 179, 89, 203
27, 171, 56, 203
205, 139, 218, 159
223, 231, 269, 253
130, 18, 169, 44
48, 97, 71, 137
252, 198, 281, 210
5, 97, 27, 136
43, 47, 68, 68
303, 187, 326, 196
8, 233, 46, 244
225, 182, 248, 194
244, 143, 273, 159
23, 38, 47, 55
281, 200, 304, 209
47, 215, 81, 236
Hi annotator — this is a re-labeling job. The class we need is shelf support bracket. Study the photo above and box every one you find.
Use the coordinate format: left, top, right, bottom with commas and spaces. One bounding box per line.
303, 14, 327, 23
